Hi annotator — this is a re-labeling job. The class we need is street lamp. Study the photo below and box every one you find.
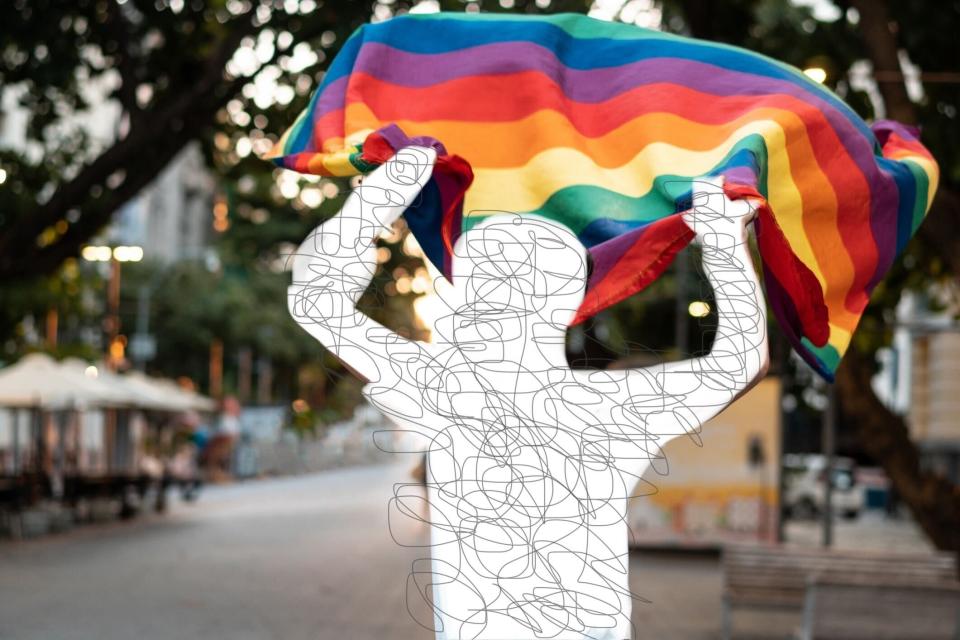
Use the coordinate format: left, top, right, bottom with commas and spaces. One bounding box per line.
81, 245, 144, 263
81, 245, 143, 369
112, 246, 144, 262
81, 245, 112, 262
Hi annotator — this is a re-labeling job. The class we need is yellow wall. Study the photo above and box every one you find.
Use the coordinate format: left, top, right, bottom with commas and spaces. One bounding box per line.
628, 377, 781, 546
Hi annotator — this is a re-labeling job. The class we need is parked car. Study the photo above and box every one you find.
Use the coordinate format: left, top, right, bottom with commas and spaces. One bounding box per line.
783, 454, 864, 519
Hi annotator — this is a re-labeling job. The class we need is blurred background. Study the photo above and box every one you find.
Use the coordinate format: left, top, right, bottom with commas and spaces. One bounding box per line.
0, 0, 959, 638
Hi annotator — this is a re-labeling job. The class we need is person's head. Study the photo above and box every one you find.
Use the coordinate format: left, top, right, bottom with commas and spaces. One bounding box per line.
439, 214, 588, 366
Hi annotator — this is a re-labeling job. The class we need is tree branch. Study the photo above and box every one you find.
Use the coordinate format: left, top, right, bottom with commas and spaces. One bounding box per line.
835, 350, 960, 552
0, 13, 257, 281
848, 0, 916, 124
105, 0, 140, 118
830, 0, 960, 553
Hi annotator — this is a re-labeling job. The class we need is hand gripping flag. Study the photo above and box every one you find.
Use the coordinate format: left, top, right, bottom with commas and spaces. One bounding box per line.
266, 12, 938, 380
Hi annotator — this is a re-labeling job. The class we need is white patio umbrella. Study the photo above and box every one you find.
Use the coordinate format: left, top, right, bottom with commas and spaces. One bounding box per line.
0, 354, 151, 411
0, 354, 125, 478
0, 353, 88, 409
90, 367, 185, 412
117, 371, 215, 413
58, 358, 142, 408
0, 354, 216, 413
151, 378, 216, 412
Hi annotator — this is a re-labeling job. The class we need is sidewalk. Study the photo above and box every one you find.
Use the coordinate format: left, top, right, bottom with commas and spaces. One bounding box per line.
784, 511, 934, 553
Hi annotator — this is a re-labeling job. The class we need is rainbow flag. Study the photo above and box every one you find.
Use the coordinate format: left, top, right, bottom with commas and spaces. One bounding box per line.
267, 12, 938, 380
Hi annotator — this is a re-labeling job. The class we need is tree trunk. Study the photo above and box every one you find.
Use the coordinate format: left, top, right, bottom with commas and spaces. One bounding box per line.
835, 350, 960, 553
837, 0, 960, 554
848, 0, 916, 124
675, 0, 960, 558
680, 0, 960, 554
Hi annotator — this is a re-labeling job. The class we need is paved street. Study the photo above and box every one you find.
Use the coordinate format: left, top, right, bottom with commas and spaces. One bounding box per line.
1, 463, 932, 640
5, 463, 929, 640
0, 464, 744, 640
0, 465, 438, 640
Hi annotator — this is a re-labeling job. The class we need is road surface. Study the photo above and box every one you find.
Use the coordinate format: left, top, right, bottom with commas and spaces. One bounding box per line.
0, 465, 736, 640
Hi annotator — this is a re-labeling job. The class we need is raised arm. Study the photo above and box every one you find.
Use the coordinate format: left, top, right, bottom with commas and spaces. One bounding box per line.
624, 178, 769, 438
287, 146, 437, 383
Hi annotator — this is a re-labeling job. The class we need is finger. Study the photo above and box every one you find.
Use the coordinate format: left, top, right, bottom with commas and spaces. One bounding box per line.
741, 198, 762, 225
355, 145, 437, 231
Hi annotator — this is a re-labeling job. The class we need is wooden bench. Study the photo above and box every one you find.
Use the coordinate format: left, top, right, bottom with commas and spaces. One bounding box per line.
801, 575, 960, 639
721, 544, 958, 639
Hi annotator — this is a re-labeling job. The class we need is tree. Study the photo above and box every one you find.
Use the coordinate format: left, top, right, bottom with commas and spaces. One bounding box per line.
833, 0, 960, 553
0, 0, 592, 402
0, 0, 375, 284
0, 0, 595, 286
3, 0, 958, 547
661, 0, 960, 551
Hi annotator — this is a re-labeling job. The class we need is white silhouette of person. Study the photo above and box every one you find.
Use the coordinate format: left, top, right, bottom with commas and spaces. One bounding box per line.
288, 146, 769, 640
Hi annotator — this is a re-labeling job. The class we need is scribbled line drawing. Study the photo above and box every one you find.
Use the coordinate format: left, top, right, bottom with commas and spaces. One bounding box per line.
287, 146, 769, 640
